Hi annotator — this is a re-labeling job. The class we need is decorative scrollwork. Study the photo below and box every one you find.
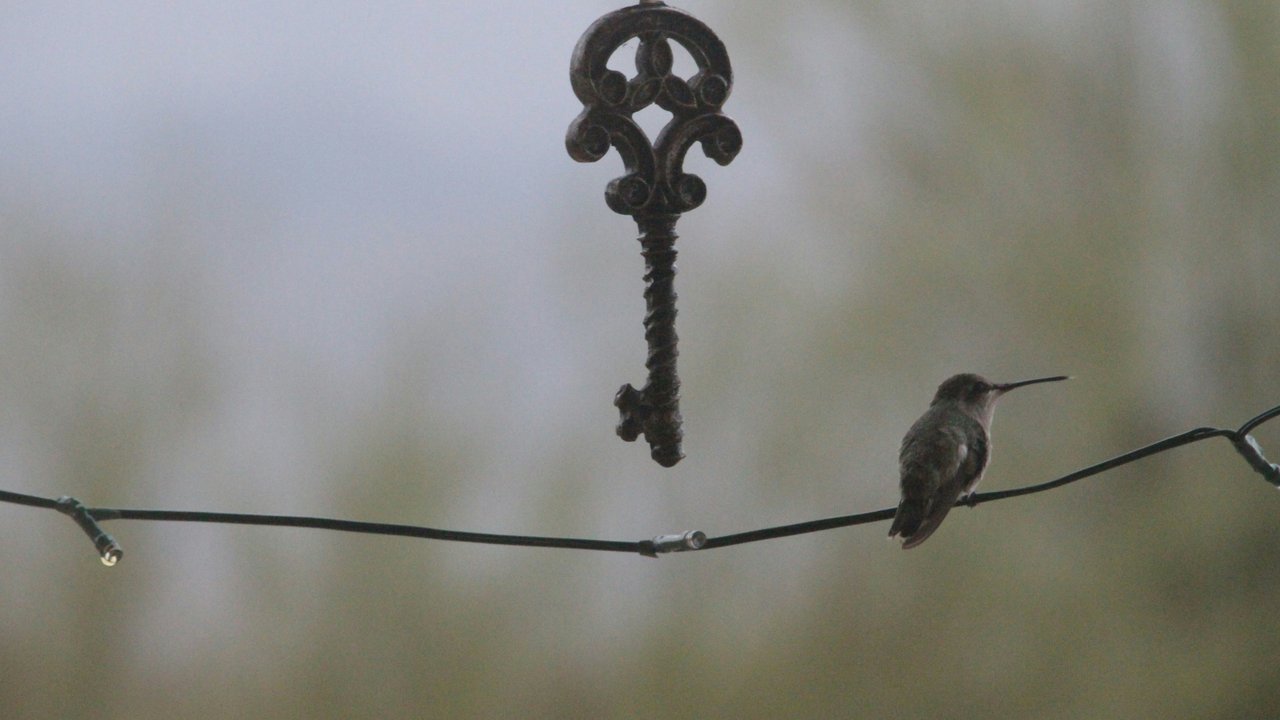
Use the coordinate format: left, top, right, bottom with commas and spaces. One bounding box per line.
566, 3, 741, 216
566, 2, 741, 468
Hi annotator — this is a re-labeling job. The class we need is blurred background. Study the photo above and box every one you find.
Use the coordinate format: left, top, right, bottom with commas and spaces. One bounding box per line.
2, 1, 1278, 717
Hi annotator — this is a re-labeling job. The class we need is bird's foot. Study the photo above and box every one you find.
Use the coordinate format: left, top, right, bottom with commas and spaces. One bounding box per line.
961, 492, 979, 508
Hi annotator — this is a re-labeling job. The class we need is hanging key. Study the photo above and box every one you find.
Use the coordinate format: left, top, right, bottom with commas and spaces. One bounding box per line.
566, 1, 742, 467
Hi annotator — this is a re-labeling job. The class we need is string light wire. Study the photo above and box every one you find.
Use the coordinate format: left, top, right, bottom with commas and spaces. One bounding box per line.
3, 402, 1277, 564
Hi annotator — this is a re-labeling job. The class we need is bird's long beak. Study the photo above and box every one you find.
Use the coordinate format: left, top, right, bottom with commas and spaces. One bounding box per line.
994, 375, 1071, 394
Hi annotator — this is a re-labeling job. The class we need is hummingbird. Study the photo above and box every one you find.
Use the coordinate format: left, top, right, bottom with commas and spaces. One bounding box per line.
889, 373, 1069, 549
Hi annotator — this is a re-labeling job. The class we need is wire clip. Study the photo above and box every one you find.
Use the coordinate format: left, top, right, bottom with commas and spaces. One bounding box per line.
55, 496, 124, 566
640, 529, 706, 557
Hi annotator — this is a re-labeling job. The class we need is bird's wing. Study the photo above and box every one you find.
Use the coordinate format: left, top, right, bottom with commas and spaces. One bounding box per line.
898, 453, 965, 546
896, 418, 985, 548
898, 419, 966, 500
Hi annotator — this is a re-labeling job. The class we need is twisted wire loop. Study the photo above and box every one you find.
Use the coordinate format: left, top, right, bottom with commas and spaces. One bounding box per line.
566, 2, 742, 467
54, 496, 124, 566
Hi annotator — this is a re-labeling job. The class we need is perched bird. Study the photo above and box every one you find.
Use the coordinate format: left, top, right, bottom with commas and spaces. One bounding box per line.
889, 373, 1068, 549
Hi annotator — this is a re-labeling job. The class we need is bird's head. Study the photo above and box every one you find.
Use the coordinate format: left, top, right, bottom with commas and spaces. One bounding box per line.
932, 373, 1069, 419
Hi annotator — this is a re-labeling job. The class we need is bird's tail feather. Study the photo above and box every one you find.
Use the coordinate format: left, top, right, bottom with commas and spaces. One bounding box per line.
888, 499, 926, 540
889, 497, 957, 549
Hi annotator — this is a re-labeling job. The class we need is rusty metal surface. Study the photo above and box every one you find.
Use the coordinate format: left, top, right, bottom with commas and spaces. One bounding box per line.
566, 2, 741, 467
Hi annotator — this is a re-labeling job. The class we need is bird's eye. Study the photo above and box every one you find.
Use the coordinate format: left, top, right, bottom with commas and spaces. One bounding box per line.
971, 382, 989, 396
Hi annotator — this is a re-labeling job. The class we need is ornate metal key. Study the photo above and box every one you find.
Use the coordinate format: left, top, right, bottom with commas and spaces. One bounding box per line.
566, 1, 741, 467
